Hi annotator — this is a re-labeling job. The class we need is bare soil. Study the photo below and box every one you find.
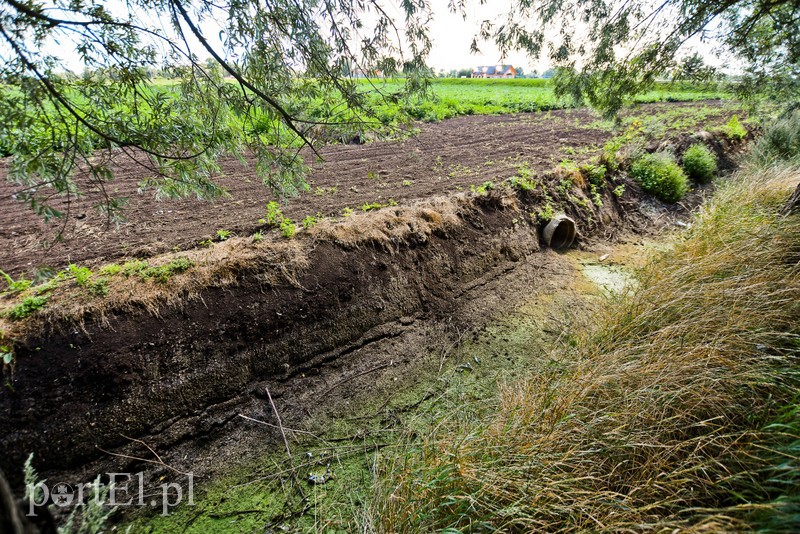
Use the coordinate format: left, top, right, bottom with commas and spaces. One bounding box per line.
0, 101, 737, 276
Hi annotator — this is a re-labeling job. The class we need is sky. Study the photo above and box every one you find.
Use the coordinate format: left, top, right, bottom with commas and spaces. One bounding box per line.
35, 0, 729, 75
36, 0, 556, 74
381, 0, 551, 74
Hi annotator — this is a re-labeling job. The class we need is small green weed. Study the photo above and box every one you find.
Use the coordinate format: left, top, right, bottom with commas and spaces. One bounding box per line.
342, 207, 353, 217
265, 201, 284, 226
88, 278, 110, 297
590, 186, 603, 207
122, 260, 149, 277
613, 184, 626, 197
558, 159, 580, 174
581, 163, 607, 188
723, 115, 747, 140
280, 218, 296, 238
518, 162, 535, 180
146, 258, 193, 283
509, 175, 538, 191
216, 229, 231, 241
31, 277, 61, 295
1, 345, 12, 365
361, 199, 399, 211
0, 270, 32, 294
5, 295, 49, 320
536, 201, 555, 223
302, 215, 320, 229
122, 258, 193, 284
557, 177, 574, 195
361, 202, 383, 211
98, 264, 122, 276
581, 163, 607, 207
252, 231, 264, 243
67, 264, 93, 286
471, 181, 495, 195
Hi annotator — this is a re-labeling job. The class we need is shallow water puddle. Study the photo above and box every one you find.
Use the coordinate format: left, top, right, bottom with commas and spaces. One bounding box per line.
568, 240, 663, 296
580, 262, 635, 295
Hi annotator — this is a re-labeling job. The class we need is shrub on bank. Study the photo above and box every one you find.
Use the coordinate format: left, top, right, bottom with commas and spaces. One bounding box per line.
630, 152, 689, 202
682, 143, 717, 183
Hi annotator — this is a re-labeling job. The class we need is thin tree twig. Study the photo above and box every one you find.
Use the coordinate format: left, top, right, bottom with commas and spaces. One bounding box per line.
96, 447, 191, 476
238, 413, 330, 446
320, 361, 394, 398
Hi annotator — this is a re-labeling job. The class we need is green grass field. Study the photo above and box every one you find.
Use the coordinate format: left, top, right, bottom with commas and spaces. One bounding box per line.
0, 77, 729, 159
355, 78, 729, 122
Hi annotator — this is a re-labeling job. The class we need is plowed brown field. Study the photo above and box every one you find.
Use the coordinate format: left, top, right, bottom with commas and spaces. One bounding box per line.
0, 101, 738, 275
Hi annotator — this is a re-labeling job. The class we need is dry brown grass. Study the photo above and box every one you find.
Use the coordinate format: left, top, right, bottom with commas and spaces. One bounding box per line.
378, 165, 800, 532
307, 195, 469, 250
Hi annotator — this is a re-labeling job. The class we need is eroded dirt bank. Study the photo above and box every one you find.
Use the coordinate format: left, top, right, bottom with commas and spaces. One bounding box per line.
0, 173, 669, 491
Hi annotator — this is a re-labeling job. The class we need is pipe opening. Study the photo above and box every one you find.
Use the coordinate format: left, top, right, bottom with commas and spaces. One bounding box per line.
543, 216, 577, 250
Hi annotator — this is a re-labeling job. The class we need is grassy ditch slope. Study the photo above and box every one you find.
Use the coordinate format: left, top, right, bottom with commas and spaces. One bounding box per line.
380, 164, 800, 531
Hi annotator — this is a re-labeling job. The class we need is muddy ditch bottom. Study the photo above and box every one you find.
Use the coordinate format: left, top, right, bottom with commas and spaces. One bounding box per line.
113, 239, 655, 532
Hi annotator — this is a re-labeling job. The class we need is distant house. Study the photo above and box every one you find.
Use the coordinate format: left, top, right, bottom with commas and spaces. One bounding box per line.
352, 68, 385, 78
472, 65, 518, 79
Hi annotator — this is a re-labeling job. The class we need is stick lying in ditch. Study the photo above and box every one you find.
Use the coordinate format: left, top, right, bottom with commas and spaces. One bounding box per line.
320, 360, 394, 398
238, 414, 330, 446
265, 385, 306, 501
96, 434, 191, 476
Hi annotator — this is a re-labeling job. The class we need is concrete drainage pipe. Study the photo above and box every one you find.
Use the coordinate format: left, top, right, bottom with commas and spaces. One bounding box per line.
543, 215, 577, 250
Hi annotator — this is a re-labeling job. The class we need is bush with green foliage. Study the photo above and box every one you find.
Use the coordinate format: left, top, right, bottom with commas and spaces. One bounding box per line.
682, 143, 717, 183
630, 152, 689, 203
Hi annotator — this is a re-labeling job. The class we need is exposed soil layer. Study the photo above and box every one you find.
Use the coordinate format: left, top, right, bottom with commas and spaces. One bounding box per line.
0, 101, 739, 277
0, 175, 665, 490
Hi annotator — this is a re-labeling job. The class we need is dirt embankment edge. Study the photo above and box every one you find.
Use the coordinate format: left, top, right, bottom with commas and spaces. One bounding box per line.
0, 135, 732, 487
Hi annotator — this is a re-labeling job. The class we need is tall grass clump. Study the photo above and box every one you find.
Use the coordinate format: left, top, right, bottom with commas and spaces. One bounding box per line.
630, 151, 690, 202
379, 166, 800, 532
751, 110, 800, 165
